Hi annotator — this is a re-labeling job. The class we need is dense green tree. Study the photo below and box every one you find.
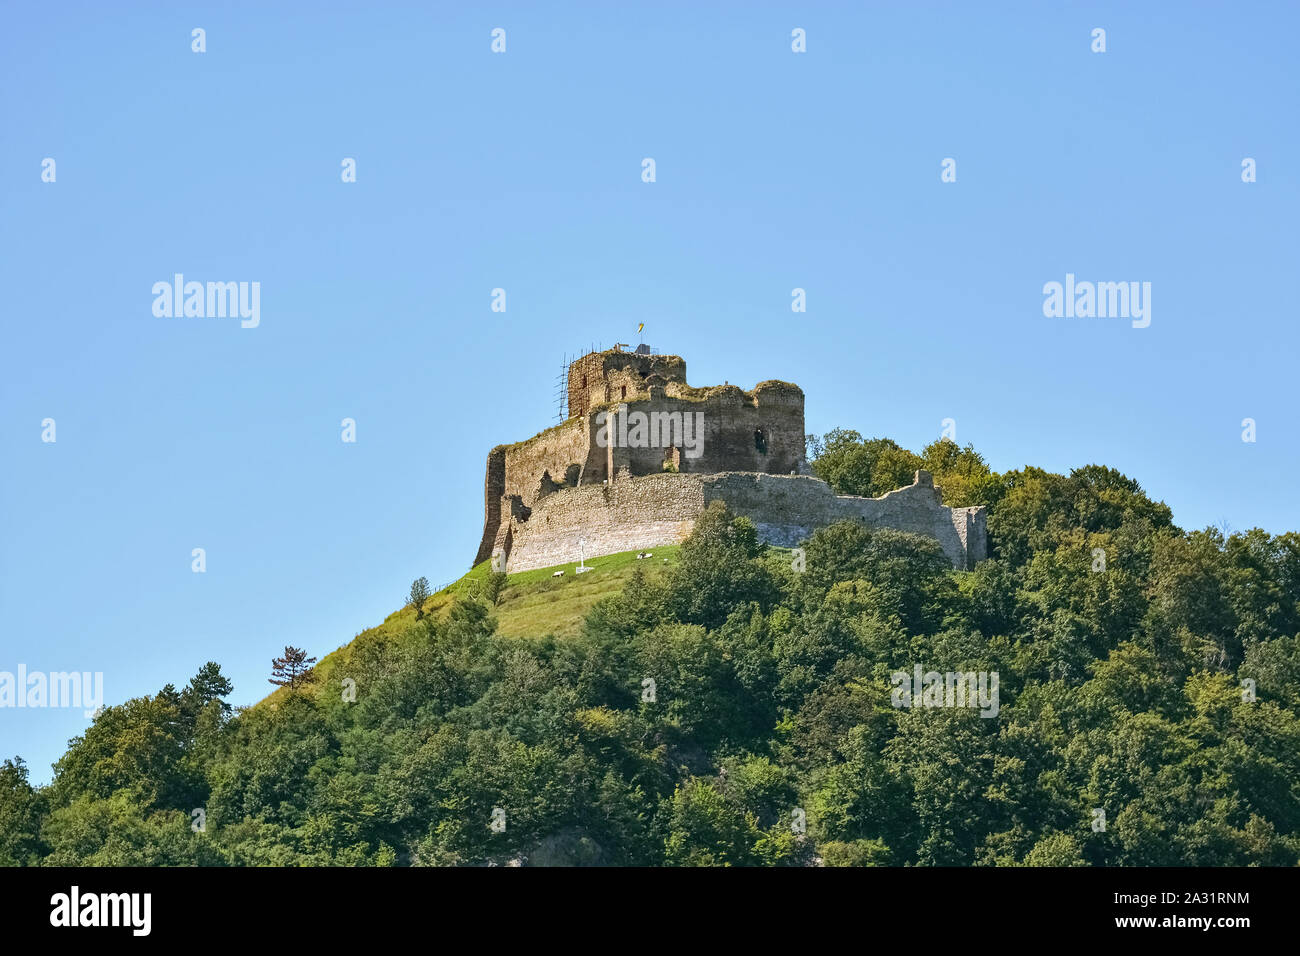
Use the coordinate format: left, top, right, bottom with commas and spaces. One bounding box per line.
50, 694, 197, 810
809, 430, 922, 499
661, 778, 762, 866
662, 502, 778, 630
0, 759, 45, 865
407, 577, 432, 620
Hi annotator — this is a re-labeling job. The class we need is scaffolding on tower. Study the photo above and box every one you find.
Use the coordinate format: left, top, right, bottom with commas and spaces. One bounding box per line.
555, 343, 606, 422
554, 355, 569, 423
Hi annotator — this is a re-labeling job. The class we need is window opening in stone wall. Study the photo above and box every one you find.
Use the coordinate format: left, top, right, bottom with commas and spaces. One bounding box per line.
621, 386, 627, 398
754, 428, 767, 455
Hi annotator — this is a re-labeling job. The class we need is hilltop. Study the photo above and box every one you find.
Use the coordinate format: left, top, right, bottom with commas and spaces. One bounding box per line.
5, 431, 1299, 868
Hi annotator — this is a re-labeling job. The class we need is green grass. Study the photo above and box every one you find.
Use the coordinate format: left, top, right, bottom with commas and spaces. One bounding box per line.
491, 546, 679, 638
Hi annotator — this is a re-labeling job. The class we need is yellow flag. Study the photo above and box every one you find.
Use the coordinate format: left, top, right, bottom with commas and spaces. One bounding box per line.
637, 323, 644, 334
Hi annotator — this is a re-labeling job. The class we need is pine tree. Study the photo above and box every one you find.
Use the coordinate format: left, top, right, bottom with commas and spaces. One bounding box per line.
184, 661, 234, 714
268, 646, 317, 691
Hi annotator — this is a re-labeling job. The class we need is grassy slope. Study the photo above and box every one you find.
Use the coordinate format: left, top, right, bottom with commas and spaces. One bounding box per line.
261, 546, 681, 707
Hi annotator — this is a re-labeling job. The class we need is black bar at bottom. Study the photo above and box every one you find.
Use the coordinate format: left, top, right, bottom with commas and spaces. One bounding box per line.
0, 865, 1289, 942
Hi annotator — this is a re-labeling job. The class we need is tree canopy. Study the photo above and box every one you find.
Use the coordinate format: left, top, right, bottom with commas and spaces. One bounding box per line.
5, 435, 1298, 866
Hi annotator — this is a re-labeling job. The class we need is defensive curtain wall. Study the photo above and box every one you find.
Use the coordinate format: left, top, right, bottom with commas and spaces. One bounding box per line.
498, 468, 988, 573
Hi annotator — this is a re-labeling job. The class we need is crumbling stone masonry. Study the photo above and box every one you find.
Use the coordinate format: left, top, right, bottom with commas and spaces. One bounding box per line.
474, 348, 988, 572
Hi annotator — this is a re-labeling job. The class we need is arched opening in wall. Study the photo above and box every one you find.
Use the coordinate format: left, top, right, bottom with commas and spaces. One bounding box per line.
663, 446, 681, 473
754, 428, 768, 455
581, 374, 587, 388
621, 385, 627, 399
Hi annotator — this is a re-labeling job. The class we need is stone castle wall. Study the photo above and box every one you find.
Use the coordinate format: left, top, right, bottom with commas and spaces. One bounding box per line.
476, 350, 808, 567
503, 469, 987, 573
475, 347, 989, 575
605, 382, 806, 478
567, 351, 689, 420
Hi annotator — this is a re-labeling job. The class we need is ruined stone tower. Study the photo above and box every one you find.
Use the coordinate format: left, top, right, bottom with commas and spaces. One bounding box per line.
474, 347, 987, 573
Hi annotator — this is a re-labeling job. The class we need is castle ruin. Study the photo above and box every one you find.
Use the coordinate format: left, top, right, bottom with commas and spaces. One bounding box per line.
475, 347, 987, 573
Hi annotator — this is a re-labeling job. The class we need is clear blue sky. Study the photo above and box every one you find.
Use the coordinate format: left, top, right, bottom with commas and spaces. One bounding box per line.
3, 1, 1297, 782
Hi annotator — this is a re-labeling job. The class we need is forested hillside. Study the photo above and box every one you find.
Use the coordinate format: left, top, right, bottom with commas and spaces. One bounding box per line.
4, 433, 1298, 866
